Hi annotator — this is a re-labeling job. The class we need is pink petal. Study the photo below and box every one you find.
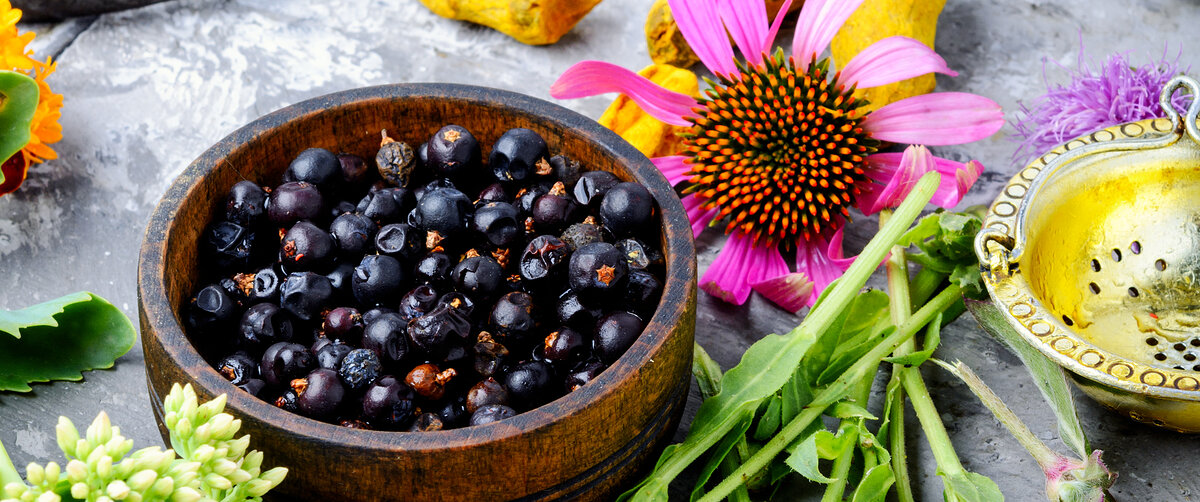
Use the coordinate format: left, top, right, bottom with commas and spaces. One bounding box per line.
668, 0, 738, 76
862, 152, 987, 210
752, 273, 814, 313
792, 0, 865, 64
718, 0, 769, 65
795, 230, 855, 307
862, 92, 1004, 146
856, 145, 934, 215
551, 61, 697, 126
682, 194, 720, 237
652, 155, 692, 186
763, 0, 795, 50
839, 36, 958, 89
700, 231, 789, 305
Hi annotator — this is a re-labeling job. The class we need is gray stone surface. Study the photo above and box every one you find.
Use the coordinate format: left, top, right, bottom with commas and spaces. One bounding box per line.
2, 0, 1199, 500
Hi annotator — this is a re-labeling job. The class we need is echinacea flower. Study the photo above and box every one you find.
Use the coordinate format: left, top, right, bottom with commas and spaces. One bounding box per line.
1011, 44, 1189, 167
551, 0, 1003, 309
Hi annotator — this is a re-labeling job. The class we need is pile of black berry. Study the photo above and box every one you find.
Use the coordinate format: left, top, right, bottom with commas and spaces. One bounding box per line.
185, 125, 665, 431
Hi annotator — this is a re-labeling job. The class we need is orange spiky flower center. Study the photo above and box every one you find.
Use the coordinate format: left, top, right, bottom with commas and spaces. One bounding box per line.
681, 51, 878, 247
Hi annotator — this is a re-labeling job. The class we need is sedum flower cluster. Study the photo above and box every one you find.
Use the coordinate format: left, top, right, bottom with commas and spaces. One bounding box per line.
2, 384, 286, 502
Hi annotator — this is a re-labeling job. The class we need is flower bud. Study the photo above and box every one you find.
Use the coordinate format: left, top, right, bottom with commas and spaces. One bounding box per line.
192, 424, 211, 446
172, 418, 191, 441
42, 463, 61, 487
127, 470, 157, 492
35, 491, 61, 502
149, 477, 174, 497
169, 486, 202, 502
227, 468, 252, 484
71, 482, 90, 499
105, 479, 130, 499
202, 473, 232, 491
85, 444, 107, 467
260, 467, 288, 488
241, 451, 263, 472
191, 445, 215, 464
196, 395, 227, 423
56, 417, 80, 458
86, 412, 113, 446
95, 455, 113, 480
212, 459, 237, 477
163, 411, 178, 430
66, 460, 88, 483
245, 478, 273, 497
225, 436, 250, 459
25, 462, 45, 486
74, 439, 92, 460
4, 481, 28, 498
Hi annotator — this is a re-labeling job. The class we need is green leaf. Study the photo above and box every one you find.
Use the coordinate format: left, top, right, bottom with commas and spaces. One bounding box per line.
0, 292, 136, 392
693, 342, 724, 399
851, 463, 896, 502
942, 471, 1004, 502
785, 430, 837, 483
690, 410, 755, 501
884, 313, 943, 366
966, 299, 1089, 458
0, 70, 38, 178
830, 401, 876, 420
753, 393, 783, 441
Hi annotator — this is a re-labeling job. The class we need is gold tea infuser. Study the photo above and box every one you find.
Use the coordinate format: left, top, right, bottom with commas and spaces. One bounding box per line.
976, 75, 1200, 432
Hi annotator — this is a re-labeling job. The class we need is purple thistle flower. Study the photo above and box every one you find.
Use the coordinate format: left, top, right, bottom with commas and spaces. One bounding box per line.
1010, 43, 1190, 166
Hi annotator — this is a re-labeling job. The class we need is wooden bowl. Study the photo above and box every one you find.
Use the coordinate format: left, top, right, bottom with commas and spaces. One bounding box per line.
137, 84, 697, 501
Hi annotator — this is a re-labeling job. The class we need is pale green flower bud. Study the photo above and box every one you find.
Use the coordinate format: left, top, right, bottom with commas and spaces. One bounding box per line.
240, 451, 262, 472
224, 436, 249, 460
206, 415, 234, 441
105, 437, 133, 460
55, 418, 79, 458
196, 395, 227, 424
96, 495, 112, 502
124, 493, 142, 502
41, 463, 60, 487
73, 439, 92, 461
105, 480, 130, 500
169, 487, 201, 502
260, 467, 287, 488
96, 455, 113, 480
227, 469, 251, 485
65, 460, 88, 484
163, 411, 178, 431
192, 445, 215, 465
4, 482, 29, 498
25, 463, 44, 486
244, 479, 273, 498
172, 418, 191, 442
127, 470, 157, 492
212, 459, 237, 477
202, 473, 232, 491
191, 424, 211, 446
33, 492, 59, 502
86, 413, 113, 447
149, 477, 174, 497
164, 384, 183, 411
70, 482, 89, 499
84, 444, 107, 467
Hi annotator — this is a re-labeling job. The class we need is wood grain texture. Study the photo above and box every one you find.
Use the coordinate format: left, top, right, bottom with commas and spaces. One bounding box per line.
13, 0, 169, 21
137, 84, 697, 501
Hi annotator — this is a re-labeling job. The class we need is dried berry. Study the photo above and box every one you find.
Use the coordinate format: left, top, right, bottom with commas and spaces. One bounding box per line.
376, 130, 417, 186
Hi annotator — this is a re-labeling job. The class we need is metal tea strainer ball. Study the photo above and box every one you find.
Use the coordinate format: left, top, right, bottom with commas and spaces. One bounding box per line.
976, 76, 1200, 432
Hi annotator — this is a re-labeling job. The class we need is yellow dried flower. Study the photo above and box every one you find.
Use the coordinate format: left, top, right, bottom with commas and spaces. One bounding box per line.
831, 0, 947, 113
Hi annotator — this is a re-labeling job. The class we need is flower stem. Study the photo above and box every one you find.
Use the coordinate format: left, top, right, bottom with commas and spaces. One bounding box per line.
902, 362, 966, 478
820, 375, 873, 502
934, 360, 1061, 469
698, 284, 963, 502
882, 209, 918, 502
0, 439, 23, 487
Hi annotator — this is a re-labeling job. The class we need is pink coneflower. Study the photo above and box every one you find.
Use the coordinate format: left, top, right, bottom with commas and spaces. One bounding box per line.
1011, 44, 1189, 166
551, 0, 1004, 310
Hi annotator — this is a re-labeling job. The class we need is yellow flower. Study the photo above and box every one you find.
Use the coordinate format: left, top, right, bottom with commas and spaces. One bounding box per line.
0, 0, 33, 71
21, 57, 62, 165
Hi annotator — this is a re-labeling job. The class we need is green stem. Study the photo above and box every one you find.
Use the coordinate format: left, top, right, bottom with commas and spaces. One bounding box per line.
637, 173, 942, 491
698, 285, 963, 502
882, 210, 918, 502
0, 439, 23, 487
820, 376, 873, 502
719, 450, 753, 502
902, 363, 966, 477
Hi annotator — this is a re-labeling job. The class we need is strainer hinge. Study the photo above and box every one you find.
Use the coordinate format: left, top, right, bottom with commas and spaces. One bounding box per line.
975, 227, 1015, 280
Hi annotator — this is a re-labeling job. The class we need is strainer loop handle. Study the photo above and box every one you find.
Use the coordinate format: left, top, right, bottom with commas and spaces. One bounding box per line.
1159, 75, 1200, 144
974, 227, 1014, 278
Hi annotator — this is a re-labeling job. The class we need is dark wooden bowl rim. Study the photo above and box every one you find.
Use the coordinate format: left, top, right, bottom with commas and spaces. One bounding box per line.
139, 83, 696, 453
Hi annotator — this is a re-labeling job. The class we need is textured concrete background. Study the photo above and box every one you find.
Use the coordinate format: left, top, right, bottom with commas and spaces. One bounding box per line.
1, 0, 1199, 500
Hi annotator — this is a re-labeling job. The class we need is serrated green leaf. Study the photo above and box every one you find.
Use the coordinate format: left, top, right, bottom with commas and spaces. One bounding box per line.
884, 313, 942, 366
0, 291, 92, 338
0, 70, 39, 179
966, 300, 1089, 458
851, 463, 895, 502
830, 401, 876, 420
0, 292, 136, 392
